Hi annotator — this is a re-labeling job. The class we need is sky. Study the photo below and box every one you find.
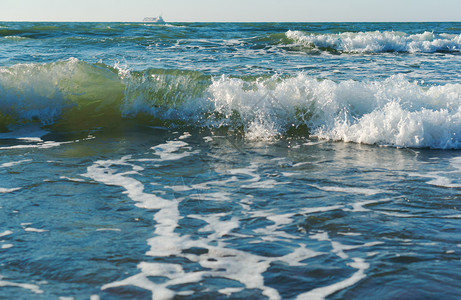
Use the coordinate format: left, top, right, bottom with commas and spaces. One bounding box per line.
0, 0, 460, 22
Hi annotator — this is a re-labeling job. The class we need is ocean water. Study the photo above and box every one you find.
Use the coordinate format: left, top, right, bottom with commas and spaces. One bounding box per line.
0, 21, 461, 299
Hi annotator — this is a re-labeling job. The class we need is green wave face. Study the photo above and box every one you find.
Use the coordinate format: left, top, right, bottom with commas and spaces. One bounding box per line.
2, 58, 461, 148
0, 59, 124, 130
0, 59, 211, 131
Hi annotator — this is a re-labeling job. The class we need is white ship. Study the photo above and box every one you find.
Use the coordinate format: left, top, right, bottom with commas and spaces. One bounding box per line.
142, 16, 165, 23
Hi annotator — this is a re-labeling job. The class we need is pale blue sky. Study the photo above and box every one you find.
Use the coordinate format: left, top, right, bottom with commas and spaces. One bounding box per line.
0, 0, 460, 22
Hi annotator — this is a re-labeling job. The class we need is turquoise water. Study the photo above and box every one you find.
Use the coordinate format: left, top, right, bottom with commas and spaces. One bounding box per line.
1, 22, 461, 299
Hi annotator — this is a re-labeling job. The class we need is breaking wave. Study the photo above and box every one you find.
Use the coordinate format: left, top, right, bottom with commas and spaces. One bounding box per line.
284, 30, 461, 53
1, 59, 461, 149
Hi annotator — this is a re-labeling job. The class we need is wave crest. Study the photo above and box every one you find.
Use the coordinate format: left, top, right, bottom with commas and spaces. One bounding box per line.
285, 30, 461, 53
207, 74, 461, 148
1, 59, 461, 149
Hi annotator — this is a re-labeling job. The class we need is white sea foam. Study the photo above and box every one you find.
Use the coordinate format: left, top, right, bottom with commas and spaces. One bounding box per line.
219, 287, 244, 296
312, 184, 384, 196
24, 227, 48, 233
2, 58, 460, 148
0, 230, 13, 237
300, 232, 382, 299
86, 139, 203, 298
84, 156, 171, 210
60, 176, 86, 182
208, 73, 461, 148
0, 187, 21, 193
0, 124, 48, 141
300, 205, 344, 215
296, 257, 369, 300
344, 199, 391, 212
83, 131, 448, 298
286, 30, 461, 53
190, 191, 231, 201
241, 179, 284, 189
377, 211, 414, 218
444, 214, 461, 219
4, 36, 29, 41
0, 275, 43, 294
94, 143, 342, 299
151, 140, 198, 161
339, 232, 362, 236
0, 141, 64, 150
409, 157, 461, 187
0, 159, 32, 168
250, 213, 302, 241
227, 163, 262, 182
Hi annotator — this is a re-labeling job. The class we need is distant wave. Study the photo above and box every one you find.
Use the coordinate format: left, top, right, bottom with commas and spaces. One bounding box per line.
1, 59, 461, 149
284, 30, 461, 53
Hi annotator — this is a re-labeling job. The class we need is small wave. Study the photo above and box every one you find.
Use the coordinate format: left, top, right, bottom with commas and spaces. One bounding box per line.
0, 58, 126, 130
1, 59, 460, 149
285, 30, 461, 53
4, 36, 30, 41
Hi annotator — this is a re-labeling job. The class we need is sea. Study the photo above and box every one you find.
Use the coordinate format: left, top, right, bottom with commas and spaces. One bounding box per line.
0, 21, 460, 299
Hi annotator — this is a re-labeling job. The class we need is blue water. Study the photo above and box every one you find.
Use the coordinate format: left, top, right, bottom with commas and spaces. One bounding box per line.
1, 22, 461, 299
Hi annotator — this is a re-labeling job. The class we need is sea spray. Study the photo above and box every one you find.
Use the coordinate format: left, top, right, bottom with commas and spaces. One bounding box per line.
206, 73, 461, 148
1, 58, 461, 148
285, 30, 461, 53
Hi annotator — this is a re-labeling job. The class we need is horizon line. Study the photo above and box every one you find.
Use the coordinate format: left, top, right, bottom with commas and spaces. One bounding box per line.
1, 20, 461, 23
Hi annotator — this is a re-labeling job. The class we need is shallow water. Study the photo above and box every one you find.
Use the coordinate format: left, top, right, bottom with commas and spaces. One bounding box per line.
1, 22, 461, 299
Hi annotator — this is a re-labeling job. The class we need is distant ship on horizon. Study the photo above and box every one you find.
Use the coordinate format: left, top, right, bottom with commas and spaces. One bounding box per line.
142, 16, 165, 23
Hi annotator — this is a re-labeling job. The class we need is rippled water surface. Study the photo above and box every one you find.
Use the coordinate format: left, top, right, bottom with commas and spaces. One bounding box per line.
1, 22, 461, 299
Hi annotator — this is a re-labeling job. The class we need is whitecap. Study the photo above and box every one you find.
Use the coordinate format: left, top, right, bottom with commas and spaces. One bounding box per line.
285, 30, 461, 53
0, 230, 13, 237
0, 187, 21, 193
0, 276, 43, 294
0, 159, 32, 168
